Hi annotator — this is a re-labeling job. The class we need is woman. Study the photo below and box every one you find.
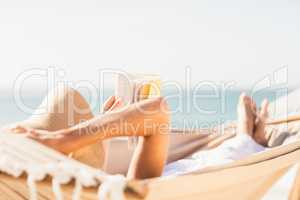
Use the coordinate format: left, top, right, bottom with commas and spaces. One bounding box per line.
5, 87, 271, 178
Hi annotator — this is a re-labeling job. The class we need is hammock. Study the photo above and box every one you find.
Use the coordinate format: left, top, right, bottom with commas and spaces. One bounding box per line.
1, 89, 300, 200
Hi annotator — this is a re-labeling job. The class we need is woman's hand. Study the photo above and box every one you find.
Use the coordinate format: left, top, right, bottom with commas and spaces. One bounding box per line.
27, 129, 71, 153
5, 124, 70, 154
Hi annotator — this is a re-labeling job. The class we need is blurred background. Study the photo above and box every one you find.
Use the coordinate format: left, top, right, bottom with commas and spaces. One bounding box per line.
0, 0, 299, 127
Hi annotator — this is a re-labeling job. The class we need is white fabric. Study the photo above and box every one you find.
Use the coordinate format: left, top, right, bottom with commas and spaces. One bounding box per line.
98, 175, 127, 200
163, 133, 266, 176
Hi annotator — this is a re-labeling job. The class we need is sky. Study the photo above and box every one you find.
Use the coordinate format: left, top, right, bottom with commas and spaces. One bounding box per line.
0, 0, 299, 91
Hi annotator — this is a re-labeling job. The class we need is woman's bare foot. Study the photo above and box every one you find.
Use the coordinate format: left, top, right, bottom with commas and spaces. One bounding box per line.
237, 93, 255, 137
253, 99, 271, 146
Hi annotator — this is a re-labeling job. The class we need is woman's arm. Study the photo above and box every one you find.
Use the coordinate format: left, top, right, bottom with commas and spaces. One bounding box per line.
18, 97, 170, 154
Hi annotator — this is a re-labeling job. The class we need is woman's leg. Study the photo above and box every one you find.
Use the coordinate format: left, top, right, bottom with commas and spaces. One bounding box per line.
127, 134, 170, 179
127, 99, 170, 179
11, 85, 105, 168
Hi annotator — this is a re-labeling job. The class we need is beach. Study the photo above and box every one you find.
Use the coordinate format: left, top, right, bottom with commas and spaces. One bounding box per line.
0, 88, 280, 128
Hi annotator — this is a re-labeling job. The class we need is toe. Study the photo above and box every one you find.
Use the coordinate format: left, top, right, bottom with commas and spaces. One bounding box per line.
237, 93, 255, 136
259, 99, 269, 120
251, 98, 257, 112
239, 93, 251, 105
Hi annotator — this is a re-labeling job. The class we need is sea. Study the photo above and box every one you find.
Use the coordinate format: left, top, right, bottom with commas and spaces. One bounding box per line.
0, 88, 287, 129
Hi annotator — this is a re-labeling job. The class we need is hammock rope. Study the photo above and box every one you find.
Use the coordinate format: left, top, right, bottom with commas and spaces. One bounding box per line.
0, 132, 130, 200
